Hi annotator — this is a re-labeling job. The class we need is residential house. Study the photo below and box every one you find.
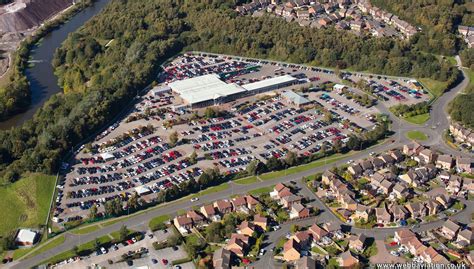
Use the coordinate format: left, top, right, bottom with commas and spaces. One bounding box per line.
390, 149, 405, 163
245, 195, 260, 211
238, 221, 256, 237
399, 170, 419, 186
462, 178, 474, 194
282, 194, 303, 209
447, 175, 462, 194
405, 202, 426, 219
375, 207, 391, 224
392, 183, 408, 199
213, 248, 232, 269
309, 223, 328, 241
378, 179, 393, 195
339, 193, 357, 211
360, 160, 374, 172
456, 228, 474, 247
291, 231, 312, 249
350, 20, 364, 32
349, 234, 367, 252
394, 229, 418, 245
253, 214, 268, 231
296, 9, 310, 20
406, 236, 428, 257
214, 199, 233, 215
435, 194, 452, 209
338, 251, 359, 268
290, 203, 310, 219
424, 199, 440, 215
390, 204, 408, 222
436, 155, 454, 170
322, 170, 340, 185
348, 164, 363, 177
372, 158, 385, 170
456, 157, 473, 173
274, 5, 284, 16
403, 142, 424, 156
294, 256, 317, 269
283, 239, 301, 262
231, 196, 249, 214
379, 154, 396, 165
174, 216, 193, 235
200, 204, 220, 222
323, 221, 341, 234
318, 17, 331, 26
421, 247, 449, 264
270, 183, 293, 200
440, 219, 460, 240
308, 3, 324, 15
352, 204, 371, 222
187, 210, 206, 227
417, 148, 437, 164
226, 234, 249, 257
283, 7, 295, 17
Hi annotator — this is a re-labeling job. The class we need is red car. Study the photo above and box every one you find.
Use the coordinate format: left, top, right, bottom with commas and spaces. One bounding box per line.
162, 259, 168, 265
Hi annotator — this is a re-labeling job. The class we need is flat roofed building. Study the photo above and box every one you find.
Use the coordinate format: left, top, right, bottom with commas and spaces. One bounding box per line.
15, 229, 38, 246
169, 74, 247, 107
242, 75, 297, 94
281, 90, 311, 107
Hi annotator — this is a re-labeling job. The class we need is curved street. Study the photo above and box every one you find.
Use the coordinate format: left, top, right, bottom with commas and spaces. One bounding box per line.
9, 62, 472, 269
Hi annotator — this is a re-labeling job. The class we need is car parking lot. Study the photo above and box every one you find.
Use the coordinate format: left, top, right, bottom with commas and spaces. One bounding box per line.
54, 53, 430, 222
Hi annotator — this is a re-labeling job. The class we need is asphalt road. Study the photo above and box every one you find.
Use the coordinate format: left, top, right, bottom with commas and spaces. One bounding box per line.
9, 62, 472, 269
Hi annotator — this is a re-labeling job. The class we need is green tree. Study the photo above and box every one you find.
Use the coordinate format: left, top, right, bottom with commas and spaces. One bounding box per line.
169, 131, 179, 147
119, 225, 129, 242
89, 204, 98, 219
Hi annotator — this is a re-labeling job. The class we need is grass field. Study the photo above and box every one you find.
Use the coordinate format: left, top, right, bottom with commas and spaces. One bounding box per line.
190, 183, 229, 198
38, 235, 111, 266
0, 173, 56, 237
404, 113, 430, 125
70, 224, 101, 235
259, 154, 347, 181
148, 214, 170, 230
13, 235, 66, 260
419, 78, 449, 98
405, 131, 428, 141
234, 176, 259, 185
247, 185, 274, 196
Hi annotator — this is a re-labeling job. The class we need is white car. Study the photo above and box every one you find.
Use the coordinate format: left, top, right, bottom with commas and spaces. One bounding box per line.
259, 249, 266, 256
100, 247, 107, 254
190, 197, 199, 202
390, 251, 399, 256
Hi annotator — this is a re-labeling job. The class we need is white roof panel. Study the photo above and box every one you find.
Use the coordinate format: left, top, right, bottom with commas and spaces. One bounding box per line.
242, 75, 297, 92
169, 74, 246, 105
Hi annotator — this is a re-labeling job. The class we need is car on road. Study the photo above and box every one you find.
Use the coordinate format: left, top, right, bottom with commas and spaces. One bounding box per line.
151, 258, 158, 264
259, 249, 266, 256
127, 260, 133, 266
190, 197, 199, 202
162, 259, 168, 265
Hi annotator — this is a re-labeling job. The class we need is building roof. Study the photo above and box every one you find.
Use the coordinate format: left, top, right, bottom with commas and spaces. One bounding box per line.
213, 247, 231, 269
134, 185, 152, 196
281, 90, 311, 105
169, 74, 246, 105
15, 229, 37, 244
242, 75, 297, 92
294, 256, 317, 269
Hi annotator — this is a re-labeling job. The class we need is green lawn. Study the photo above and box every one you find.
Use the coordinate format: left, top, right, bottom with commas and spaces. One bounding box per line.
148, 214, 170, 230
259, 154, 347, 181
14, 235, 66, 260
110, 228, 136, 240
247, 185, 274, 196
419, 78, 448, 98
70, 224, 101, 235
405, 130, 428, 141
37, 235, 111, 266
234, 176, 259, 185
404, 113, 430, 125
190, 183, 229, 198
0, 173, 56, 237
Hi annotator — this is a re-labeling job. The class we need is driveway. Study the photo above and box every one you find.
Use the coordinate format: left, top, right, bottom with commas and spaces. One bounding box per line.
370, 240, 406, 264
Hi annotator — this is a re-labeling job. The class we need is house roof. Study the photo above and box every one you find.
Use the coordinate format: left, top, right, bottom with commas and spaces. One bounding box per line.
213, 247, 231, 269
443, 219, 460, 233
175, 216, 193, 226
294, 256, 317, 269
291, 203, 306, 213
214, 199, 233, 211
15, 229, 37, 244
309, 224, 328, 238
283, 238, 300, 253
201, 204, 216, 216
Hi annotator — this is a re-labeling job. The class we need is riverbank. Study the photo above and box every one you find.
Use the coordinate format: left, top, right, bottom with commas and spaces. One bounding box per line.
0, 0, 97, 128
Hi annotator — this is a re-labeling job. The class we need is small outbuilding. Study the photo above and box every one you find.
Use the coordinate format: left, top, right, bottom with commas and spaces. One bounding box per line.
15, 229, 38, 247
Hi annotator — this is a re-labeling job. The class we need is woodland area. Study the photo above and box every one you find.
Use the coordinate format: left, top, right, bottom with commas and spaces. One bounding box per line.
0, 0, 469, 183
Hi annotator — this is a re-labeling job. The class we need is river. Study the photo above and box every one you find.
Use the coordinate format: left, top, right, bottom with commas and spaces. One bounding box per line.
0, 0, 111, 130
